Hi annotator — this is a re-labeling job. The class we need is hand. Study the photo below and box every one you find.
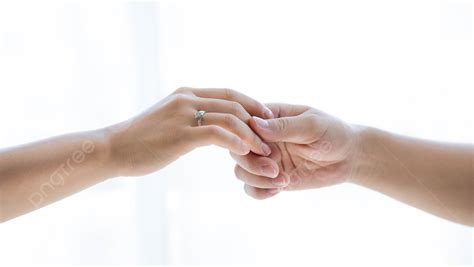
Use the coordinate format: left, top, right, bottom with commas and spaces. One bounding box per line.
107, 87, 274, 177
231, 103, 360, 199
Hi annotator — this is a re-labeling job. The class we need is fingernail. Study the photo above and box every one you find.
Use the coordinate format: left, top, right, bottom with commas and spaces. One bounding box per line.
267, 188, 281, 195
271, 175, 289, 187
263, 106, 274, 119
261, 143, 271, 156
260, 164, 277, 177
253, 116, 269, 128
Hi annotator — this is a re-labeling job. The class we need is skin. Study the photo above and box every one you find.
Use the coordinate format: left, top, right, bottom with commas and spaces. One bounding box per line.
0, 87, 274, 223
1, 91, 472, 227
231, 103, 473, 226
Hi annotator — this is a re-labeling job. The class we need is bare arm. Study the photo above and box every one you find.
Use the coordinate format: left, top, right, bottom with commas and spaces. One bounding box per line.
353, 127, 473, 226
0, 130, 113, 222
0, 87, 274, 223
231, 104, 474, 226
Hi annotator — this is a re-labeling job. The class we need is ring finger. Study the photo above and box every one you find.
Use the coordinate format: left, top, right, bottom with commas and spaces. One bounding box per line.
194, 97, 252, 123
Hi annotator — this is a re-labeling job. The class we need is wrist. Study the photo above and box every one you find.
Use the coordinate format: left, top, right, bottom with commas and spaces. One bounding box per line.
91, 125, 121, 179
348, 125, 384, 186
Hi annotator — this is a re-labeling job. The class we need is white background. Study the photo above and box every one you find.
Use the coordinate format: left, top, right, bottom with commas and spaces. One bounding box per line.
0, 0, 472, 265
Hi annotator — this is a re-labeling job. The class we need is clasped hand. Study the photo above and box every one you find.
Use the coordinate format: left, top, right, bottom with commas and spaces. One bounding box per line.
108, 87, 360, 199
2, 87, 471, 226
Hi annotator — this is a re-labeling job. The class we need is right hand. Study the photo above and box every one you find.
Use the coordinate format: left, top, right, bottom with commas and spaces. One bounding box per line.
231, 103, 361, 199
107, 87, 274, 177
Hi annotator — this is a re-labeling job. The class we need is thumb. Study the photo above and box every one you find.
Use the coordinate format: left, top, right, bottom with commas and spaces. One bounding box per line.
250, 115, 323, 144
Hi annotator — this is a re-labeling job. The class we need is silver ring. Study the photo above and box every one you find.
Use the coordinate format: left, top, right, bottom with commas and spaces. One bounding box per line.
195, 110, 206, 126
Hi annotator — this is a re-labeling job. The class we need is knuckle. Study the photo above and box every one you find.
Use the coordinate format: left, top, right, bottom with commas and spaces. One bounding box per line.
251, 132, 262, 145
206, 125, 222, 138
230, 102, 248, 119
223, 88, 237, 100
231, 136, 243, 148
277, 118, 289, 132
230, 101, 242, 113
170, 94, 193, 106
244, 185, 258, 199
223, 114, 238, 129
307, 115, 320, 132
233, 165, 240, 176
174, 87, 190, 94
234, 165, 244, 180
244, 185, 267, 200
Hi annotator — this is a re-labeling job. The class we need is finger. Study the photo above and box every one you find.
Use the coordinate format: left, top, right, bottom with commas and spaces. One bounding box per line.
264, 103, 310, 117
249, 114, 329, 144
244, 184, 281, 200
200, 113, 271, 155
190, 125, 250, 155
235, 165, 290, 188
194, 98, 253, 123
190, 88, 274, 119
229, 145, 281, 177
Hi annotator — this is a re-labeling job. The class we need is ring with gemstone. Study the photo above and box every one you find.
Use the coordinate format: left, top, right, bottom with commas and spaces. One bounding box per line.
195, 110, 206, 126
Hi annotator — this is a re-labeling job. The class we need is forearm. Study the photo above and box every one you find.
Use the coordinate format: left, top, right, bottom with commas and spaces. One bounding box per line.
0, 88, 273, 223
351, 127, 473, 226
0, 129, 114, 223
